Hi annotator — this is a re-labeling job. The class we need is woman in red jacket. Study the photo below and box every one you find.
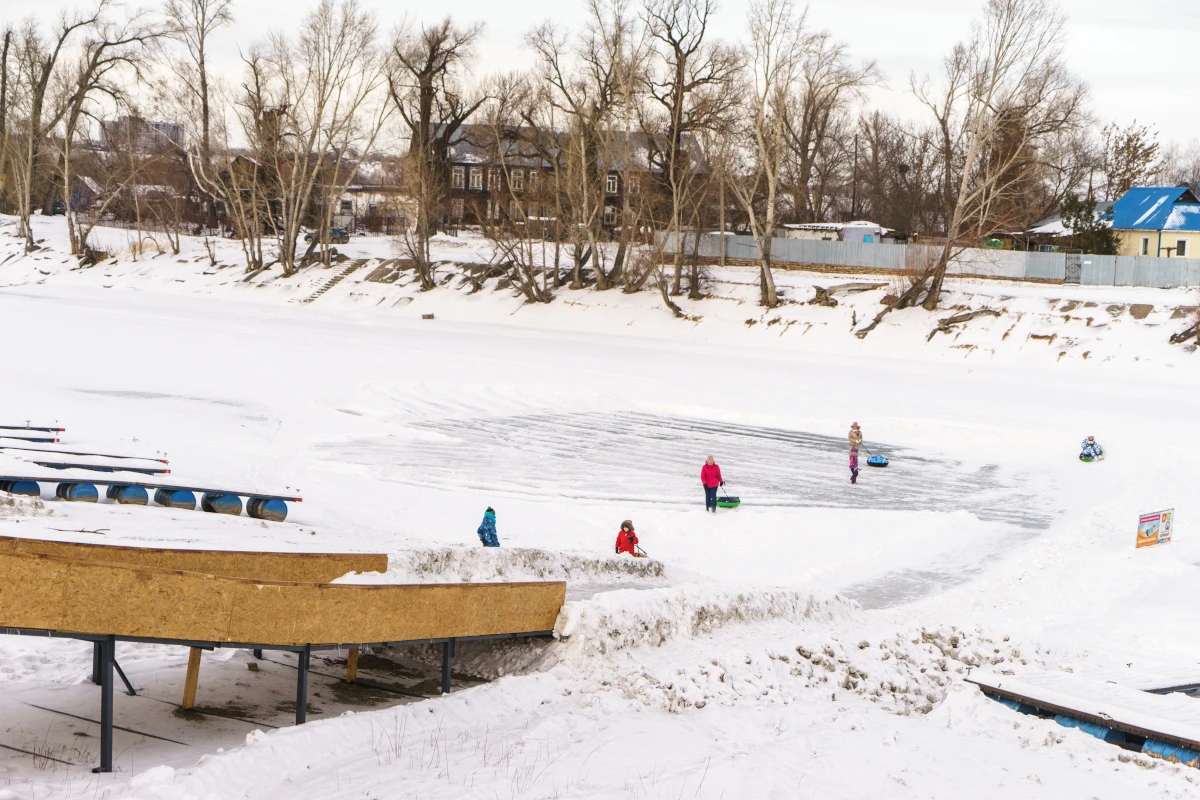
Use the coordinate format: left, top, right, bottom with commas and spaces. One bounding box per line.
701, 456, 723, 513
615, 520, 639, 556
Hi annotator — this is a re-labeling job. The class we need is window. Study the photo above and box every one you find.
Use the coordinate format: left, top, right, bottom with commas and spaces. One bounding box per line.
627, 174, 640, 194
1177, 239, 1188, 257
469, 168, 483, 190
528, 170, 539, 191
452, 166, 465, 189
1141, 237, 1150, 256
606, 174, 618, 195
511, 170, 524, 191
603, 205, 617, 226
368, 203, 379, 217
451, 198, 464, 220
509, 200, 522, 220
340, 200, 354, 215
488, 168, 501, 190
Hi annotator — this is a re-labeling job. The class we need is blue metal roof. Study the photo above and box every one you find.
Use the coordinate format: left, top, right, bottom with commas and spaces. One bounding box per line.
1111, 186, 1200, 230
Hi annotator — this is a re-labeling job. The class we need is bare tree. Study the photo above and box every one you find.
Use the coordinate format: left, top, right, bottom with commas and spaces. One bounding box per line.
389, 16, 484, 290
0, 26, 13, 208
1100, 120, 1159, 201
782, 29, 877, 223
476, 75, 554, 303
252, 0, 389, 274
10, 3, 106, 250
642, 0, 739, 299
1161, 139, 1200, 191
54, 12, 160, 258
527, 0, 643, 291
726, 0, 806, 307
858, 0, 1086, 337
159, 0, 231, 161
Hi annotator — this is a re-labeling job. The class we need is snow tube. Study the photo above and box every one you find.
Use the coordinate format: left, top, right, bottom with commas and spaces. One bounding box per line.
154, 488, 197, 510
716, 496, 741, 508
201, 492, 243, 516
0, 480, 41, 496
867, 455, 889, 467
107, 484, 149, 505
56, 482, 98, 502
247, 496, 288, 522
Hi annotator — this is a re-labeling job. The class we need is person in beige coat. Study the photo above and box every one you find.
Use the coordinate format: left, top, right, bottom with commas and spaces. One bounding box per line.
848, 422, 863, 452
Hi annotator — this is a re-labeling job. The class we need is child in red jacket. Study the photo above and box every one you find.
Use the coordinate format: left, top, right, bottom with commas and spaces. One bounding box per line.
701, 456, 723, 513
615, 520, 639, 556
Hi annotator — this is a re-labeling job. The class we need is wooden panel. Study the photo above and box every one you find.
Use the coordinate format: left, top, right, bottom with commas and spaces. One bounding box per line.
0, 551, 565, 647
0, 536, 386, 583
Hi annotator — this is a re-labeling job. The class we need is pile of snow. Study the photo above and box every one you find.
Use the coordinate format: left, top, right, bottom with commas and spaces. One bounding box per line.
342, 546, 667, 584
0, 491, 49, 518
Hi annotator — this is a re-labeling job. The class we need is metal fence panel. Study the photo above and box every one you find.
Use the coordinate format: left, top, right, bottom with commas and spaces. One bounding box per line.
679, 233, 1200, 288
1024, 252, 1067, 281
1080, 255, 1116, 286
952, 249, 1026, 278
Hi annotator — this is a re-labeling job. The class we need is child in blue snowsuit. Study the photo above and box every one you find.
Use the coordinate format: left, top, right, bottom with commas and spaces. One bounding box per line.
1080, 436, 1103, 460
477, 507, 500, 547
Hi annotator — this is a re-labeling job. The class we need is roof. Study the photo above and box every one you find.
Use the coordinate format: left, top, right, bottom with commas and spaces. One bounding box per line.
1027, 202, 1114, 237
1111, 186, 1200, 230
783, 220, 887, 233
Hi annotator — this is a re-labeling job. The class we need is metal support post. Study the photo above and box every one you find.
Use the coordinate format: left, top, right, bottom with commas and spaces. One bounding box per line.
113, 658, 136, 696
92, 641, 101, 685
92, 638, 114, 773
441, 639, 455, 695
252, 649, 263, 660
295, 648, 310, 725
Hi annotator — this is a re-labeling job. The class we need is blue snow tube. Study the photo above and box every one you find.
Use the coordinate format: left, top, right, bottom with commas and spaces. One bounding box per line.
867, 454, 889, 467
201, 492, 243, 516
0, 480, 41, 496
56, 482, 99, 502
107, 484, 149, 505
247, 497, 288, 522
154, 488, 197, 510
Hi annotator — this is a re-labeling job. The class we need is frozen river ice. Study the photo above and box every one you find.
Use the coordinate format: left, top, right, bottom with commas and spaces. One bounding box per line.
326, 410, 1055, 529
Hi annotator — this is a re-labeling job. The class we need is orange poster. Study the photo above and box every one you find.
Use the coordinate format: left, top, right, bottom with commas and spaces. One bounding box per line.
1137, 509, 1174, 548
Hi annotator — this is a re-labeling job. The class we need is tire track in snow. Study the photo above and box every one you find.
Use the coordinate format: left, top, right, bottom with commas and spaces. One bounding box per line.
322, 411, 1053, 530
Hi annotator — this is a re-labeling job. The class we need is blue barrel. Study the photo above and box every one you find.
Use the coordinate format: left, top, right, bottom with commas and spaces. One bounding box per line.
57, 483, 99, 503
201, 492, 243, 516
247, 497, 288, 522
154, 488, 197, 510
0, 480, 40, 496
108, 485, 149, 505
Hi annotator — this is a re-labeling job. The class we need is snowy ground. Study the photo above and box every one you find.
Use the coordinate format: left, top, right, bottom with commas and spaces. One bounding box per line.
2, 214, 1200, 798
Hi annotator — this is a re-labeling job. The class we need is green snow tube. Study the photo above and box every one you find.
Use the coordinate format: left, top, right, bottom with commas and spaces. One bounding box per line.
717, 496, 741, 508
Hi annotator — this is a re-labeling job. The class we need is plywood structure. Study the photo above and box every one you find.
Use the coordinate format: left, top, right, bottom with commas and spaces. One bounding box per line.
0, 536, 386, 583
0, 551, 565, 646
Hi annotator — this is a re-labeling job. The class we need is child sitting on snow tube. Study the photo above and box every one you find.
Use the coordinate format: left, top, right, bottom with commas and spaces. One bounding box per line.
1080, 436, 1104, 461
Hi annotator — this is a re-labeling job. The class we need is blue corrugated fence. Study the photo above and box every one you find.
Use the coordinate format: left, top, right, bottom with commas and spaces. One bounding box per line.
668, 233, 1200, 289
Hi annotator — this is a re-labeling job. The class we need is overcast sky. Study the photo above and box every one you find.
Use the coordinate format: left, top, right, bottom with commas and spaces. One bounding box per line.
20, 0, 1200, 144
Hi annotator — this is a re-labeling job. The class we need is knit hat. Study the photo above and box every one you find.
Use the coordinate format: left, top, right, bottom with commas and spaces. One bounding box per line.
486, 506, 495, 514
851, 422, 860, 429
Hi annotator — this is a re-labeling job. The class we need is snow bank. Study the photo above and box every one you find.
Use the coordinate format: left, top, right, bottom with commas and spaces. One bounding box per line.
0, 492, 49, 518
553, 584, 854, 653
339, 546, 666, 584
